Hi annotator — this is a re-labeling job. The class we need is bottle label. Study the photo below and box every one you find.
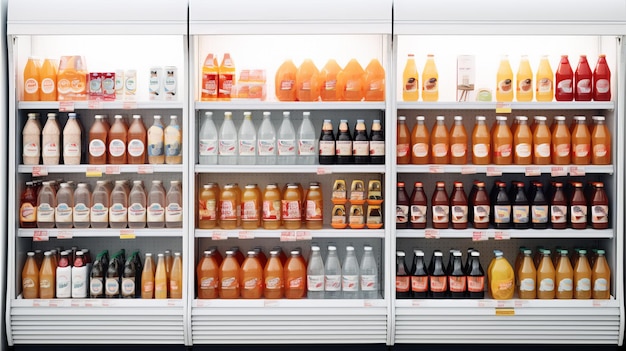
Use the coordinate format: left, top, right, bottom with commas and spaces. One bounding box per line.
319, 140, 335, 156
281, 200, 301, 220
202, 72, 218, 97
346, 79, 362, 92
23, 142, 39, 157
596, 79, 610, 93
43, 142, 59, 157
467, 276, 485, 292
258, 140, 275, 156
539, 278, 555, 292
574, 143, 590, 158
239, 140, 256, 156
147, 203, 165, 222
262, 200, 281, 221
40, 279, 51, 289
394, 143, 409, 158
199, 139, 218, 156
74, 203, 90, 223
555, 143, 570, 157
593, 144, 608, 158
493, 205, 511, 223
451, 143, 466, 158
109, 139, 126, 157
473, 143, 489, 158
218, 140, 237, 156
532, 205, 549, 223
449, 276, 467, 292
199, 276, 216, 290
370, 141, 385, 156
512, 205, 530, 223
551, 205, 567, 223
591, 205, 609, 224
423, 77, 438, 92
241, 201, 259, 221
121, 277, 135, 296
307, 275, 324, 292
277, 139, 296, 156
576, 277, 591, 292
335, 140, 352, 156
128, 139, 145, 157
280, 79, 294, 91
577, 79, 592, 94
221, 277, 238, 290
537, 78, 552, 93
432, 143, 448, 157
166, 203, 183, 222
325, 275, 341, 291
430, 276, 447, 293
37, 203, 55, 222
298, 139, 316, 156
199, 199, 216, 221
243, 277, 259, 290
342, 275, 359, 292
473, 205, 490, 223
411, 276, 428, 292
148, 128, 164, 156
360, 274, 377, 291
90, 277, 103, 296
410, 205, 427, 224
149, 76, 161, 96
324, 80, 337, 91
20, 203, 36, 222
288, 277, 304, 290
411, 143, 428, 158
219, 200, 236, 220
519, 278, 536, 292
109, 203, 128, 222
332, 209, 346, 225
497, 79, 512, 94
105, 277, 120, 296
451, 205, 468, 224
515, 143, 531, 158
306, 200, 322, 221
25, 78, 38, 94
494, 144, 512, 158
55, 203, 73, 223
432, 205, 449, 223
535, 143, 551, 158
265, 276, 281, 290
558, 278, 573, 292
23, 278, 35, 289
89, 139, 106, 157
395, 276, 410, 292
570, 205, 588, 223
91, 203, 109, 222
56, 269, 71, 297
165, 127, 181, 156
396, 205, 409, 224
405, 77, 417, 93
128, 203, 146, 222
353, 140, 369, 156
557, 79, 573, 93
63, 141, 80, 157
594, 278, 608, 292
349, 206, 364, 225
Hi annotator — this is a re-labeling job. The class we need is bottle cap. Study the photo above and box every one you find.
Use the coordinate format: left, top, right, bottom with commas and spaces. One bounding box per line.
396, 251, 405, 257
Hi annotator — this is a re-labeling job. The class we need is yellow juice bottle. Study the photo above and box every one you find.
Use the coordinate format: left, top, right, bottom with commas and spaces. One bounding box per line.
421, 54, 438, 102
496, 55, 514, 102
516, 55, 533, 102
489, 250, 515, 300
402, 54, 419, 101
536, 55, 554, 102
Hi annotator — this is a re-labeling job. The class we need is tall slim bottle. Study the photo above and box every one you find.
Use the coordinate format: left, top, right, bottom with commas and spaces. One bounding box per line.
277, 112, 296, 165
238, 111, 257, 165
257, 111, 277, 165
198, 111, 218, 165
297, 112, 317, 165
218, 111, 238, 165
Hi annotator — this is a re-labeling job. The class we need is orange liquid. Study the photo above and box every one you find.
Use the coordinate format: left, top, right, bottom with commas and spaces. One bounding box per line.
492, 117, 513, 165
363, 59, 385, 101
22, 254, 39, 299
201, 53, 219, 101
219, 185, 238, 229
275, 59, 298, 101
513, 119, 533, 164
39, 253, 55, 299
592, 253, 610, 299
57, 56, 88, 101
282, 185, 301, 229
108, 116, 128, 164
430, 118, 449, 164
154, 254, 168, 299
449, 117, 468, 164
284, 253, 306, 299
219, 254, 241, 299
338, 59, 365, 101
536, 254, 556, 299
555, 253, 574, 299
572, 118, 591, 165
169, 254, 183, 299
262, 185, 282, 230
517, 254, 536, 299
573, 253, 592, 299
551, 118, 571, 165
264, 253, 284, 299
197, 252, 219, 299
127, 116, 147, 164
141, 254, 155, 299
39, 58, 58, 101
591, 118, 611, 165
240, 253, 263, 299
198, 184, 219, 229
296, 59, 320, 102
319, 59, 342, 101
305, 185, 323, 229
241, 185, 261, 229
533, 118, 551, 165
218, 53, 236, 100
471, 117, 490, 165
410, 117, 429, 164
23, 57, 41, 101
496, 56, 514, 102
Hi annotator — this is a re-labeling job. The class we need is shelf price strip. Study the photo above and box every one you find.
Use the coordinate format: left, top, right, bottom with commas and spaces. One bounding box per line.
120, 229, 135, 239
296, 231, 312, 241
212, 231, 228, 240
472, 231, 488, 241
238, 231, 254, 239
551, 166, 568, 177
280, 231, 296, 242
424, 229, 439, 239
31, 166, 48, 177
33, 230, 49, 242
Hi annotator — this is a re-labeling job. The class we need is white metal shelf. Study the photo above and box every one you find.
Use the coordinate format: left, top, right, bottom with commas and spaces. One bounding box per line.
18, 164, 183, 175
396, 101, 615, 111
195, 164, 386, 174
195, 228, 385, 239
18, 228, 183, 238
18, 101, 185, 110
193, 298, 385, 308
195, 101, 386, 111
397, 164, 614, 175
395, 228, 614, 239
396, 297, 619, 309
12, 297, 184, 308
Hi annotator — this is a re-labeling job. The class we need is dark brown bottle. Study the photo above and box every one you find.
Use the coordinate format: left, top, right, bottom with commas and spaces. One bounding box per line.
318, 119, 336, 165
512, 181, 530, 229
396, 251, 411, 299
396, 182, 410, 229
493, 181, 511, 229
410, 249, 428, 298
20, 181, 37, 228
352, 119, 370, 164
531, 182, 549, 229
369, 119, 385, 164
550, 182, 567, 229
450, 181, 468, 229
335, 119, 353, 164
429, 251, 447, 299
590, 182, 608, 229
431, 181, 449, 229
448, 251, 466, 299
570, 182, 587, 229
471, 181, 490, 229
466, 250, 485, 299
409, 181, 427, 229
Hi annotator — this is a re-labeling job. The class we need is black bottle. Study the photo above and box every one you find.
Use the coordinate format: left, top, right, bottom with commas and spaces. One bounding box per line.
369, 119, 385, 164
531, 181, 549, 229
493, 181, 511, 229
429, 250, 447, 299
410, 249, 429, 298
396, 251, 411, 299
335, 119, 353, 164
448, 251, 466, 299
466, 250, 485, 299
318, 119, 336, 165
353, 119, 370, 164
512, 181, 530, 229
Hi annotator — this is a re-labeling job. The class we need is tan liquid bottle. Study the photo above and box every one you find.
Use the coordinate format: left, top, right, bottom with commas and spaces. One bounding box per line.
555, 249, 574, 299
517, 249, 536, 299
430, 116, 449, 164
513, 116, 532, 165
592, 249, 610, 299
532, 116, 551, 165
536, 249, 556, 299
551, 116, 571, 165
491, 116, 513, 165
574, 249, 592, 299
449, 116, 468, 164
411, 116, 429, 164
471, 116, 490, 165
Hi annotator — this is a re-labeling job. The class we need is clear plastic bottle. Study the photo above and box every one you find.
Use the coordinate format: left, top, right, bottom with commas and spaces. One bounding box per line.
324, 245, 342, 299
257, 111, 277, 165
128, 180, 147, 229
198, 111, 218, 165
277, 111, 296, 165
218, 111, 238, 165
147, 180, 166, 228
36, 181, 56, 228
306, 245, 325, 299
166, 180, 183, 228
238, 111, 257, 165
90, 180, 109, 229
73, 183, 91, 229
297, 111, 317, 165
55, 183, 74, 229
164, 115, 182, 164
342, 245, 360, 299
360, 245, 378, 299
109, 180, 128, 229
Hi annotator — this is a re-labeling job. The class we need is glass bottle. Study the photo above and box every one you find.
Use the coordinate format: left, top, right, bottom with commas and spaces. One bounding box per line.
396, 182, 410, 229
369, 119, 385, 164
410, 115, 429, 164
410, 249, 428, 298
430, 116, 449, 164
431, 181, 449, 229
450, 181, 468, 229
396, 251, 411, 299
352, 119, 370, 164
409, 181, 427, 229
397, 116, 411, 164
335, 119, 353, 164
449, 116, 468, 164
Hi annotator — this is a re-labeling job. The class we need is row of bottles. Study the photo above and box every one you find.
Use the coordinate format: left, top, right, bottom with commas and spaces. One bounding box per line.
199, 53, 237, 100
21, 179, 183, 229
396, 179, 609, 230
397, 114, 610, 165
318, 119, 385, 165
330, 179, 383, 230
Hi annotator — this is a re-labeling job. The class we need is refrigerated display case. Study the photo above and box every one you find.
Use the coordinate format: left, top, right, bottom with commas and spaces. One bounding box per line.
392, 0, 625, 345
6, 0, 189, 345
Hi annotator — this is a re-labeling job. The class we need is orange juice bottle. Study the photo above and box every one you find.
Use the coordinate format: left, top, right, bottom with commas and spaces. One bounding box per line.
536, 250, 556, 299
488, 250, 514, 300
57, 56, 88, 101
39, 251, 56, 299
551, 116, 571, 165
282, 184, 302, 229
305, 182, 323, 229
241, 184, 261, 229
410, 116, 429, 164
338, 58, 365, 101
363, 58, 385, 101
591, 115, 611, 165
262, 184, 282, 229
573, 249, 592, 299
275, 59, 297, 101
141, 253, 156, 299
430, 116, 449, 164
491, 116, 513, 165
219, 184, 238, 229
513, 116, 532, 164
197, 250, 219, 299
264, 249, 284, 299
516, 55, 533, 102
169, 252, 183, 299
591, 249, 610, 299
240, 251, 263, 299
296, 59, 320, 102
402, 54, 419, 101
471, 116, 490, 165
532, 116, 551, 165
555, 249, 574, 299
219, 250, 241, 299
319, 59, 342, 101
40, 58, 58, 101
517, 249, 536, 299
218, 53, 236, 100
496, 55, 514, 102
449, 116, 468, 164
421, 54, 439, 102
201, 53, 219, 101
284, 250, 306, 299
22, 251, 39, 298
571, 116, 591, 165
397, 116, 411, 164
23, 57, 41, 101
154, 253, 168, 299
198, 183, 219, 229
536, 55, 554, 102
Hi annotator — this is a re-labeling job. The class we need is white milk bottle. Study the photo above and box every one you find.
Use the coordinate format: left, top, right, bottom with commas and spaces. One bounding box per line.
147, 180, 166, 228
90, 180, 110, 228
165, 115, 182, 164
147, 115, 165, 164
128, 180, 147, 229
198, 111, 218, 165
297, 111, 316, 165
22, 113, 41, 165
73, 183, 91, 229
63, 113, 82, 165
238, 111, 257, 165
109, 180, 128, 229
257, 111, 276, 165
42, 113, 61, 165
55, 183, 74, 229
36, 181, 57, 228
71, 251, 88, 298
165, 180, 183, 228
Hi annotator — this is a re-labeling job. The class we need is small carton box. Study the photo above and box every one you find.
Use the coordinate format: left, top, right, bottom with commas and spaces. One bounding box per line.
102, 72, 116, 101
88, 72, 102, 100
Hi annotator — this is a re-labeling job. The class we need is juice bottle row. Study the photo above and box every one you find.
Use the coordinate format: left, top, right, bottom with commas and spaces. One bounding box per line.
200, 53, 259, 101
401, 53, 611, 102
23, 55, 178, 101
329, 179, 383, 230
197, 244, 378, 300
396, 179, 609, 230
22, 247, 183, 299
397, 114, 610, 165
22, 112, 182, 165
20, 179, 183, 229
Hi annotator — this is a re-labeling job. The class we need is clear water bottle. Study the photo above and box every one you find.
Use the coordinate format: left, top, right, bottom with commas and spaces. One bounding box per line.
307, 245, 325, 299
73, 183, 91, 229
257, 111, 276, 165
218, 111, 238, 165
342, 245, 360, 299
128, 180, 147, 229
324, 245, 342, 299
198, 111, 218, 165
360, 245, 378, 299
277, 111, 296, 165
297, 111, 317, 165
109, 180, 128, 229
238, 111, 257, 165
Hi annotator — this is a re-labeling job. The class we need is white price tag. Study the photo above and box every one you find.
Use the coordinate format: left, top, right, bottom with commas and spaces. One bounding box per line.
33, 230, 49, 242
429, 166, 444, 174
525, 167, 541, 177
551, 166, 568, 177
57, 230, 73, 239
461, 166, 477, 175
570, 166, 586, 176
424, 229, 440, 239
316, 167, 331, 175
494, 231, 510, 240
105, 165, 121, 175
32, 166, 48, 177
211, 231, 228, 240
280, 231, 296, 242
472, 231, 488, 241
137, 165, 154, 174
59, 101, 75, 112
486, 167, 502, 177
296, 231, 312, 241
88, 100, 103, 109
238, 231, 254, 239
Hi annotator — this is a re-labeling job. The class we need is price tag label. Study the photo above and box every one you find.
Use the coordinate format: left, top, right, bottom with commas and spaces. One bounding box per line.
105, 165, 121, 175
211, 231, 228, 240
86, 166, 103, 177
167, 300, 178, 306
525, 167, 541, 177
137, 165, 154, 174
495, 308, 515, 316
123, 101, 137, 109
497, 300, 514, 308
196, 300, 208, 308
316, 167, 331, 175
59, 101, 75, 112
592, 300, 610, 307
280, 231, 296, 242
494, 231, 510, 240
514, 300, 529, 308
486, 167, 502, 177
461, 166, 477, 175
71, 300, 83, 308
296, 231, 312, 241
238, 231, 254, 239
472, 231, 488, 241
264, 300, 279, 307
551, 166, 568, 177
411, 300, 421, 307
570, 166, 586, 176
57, 230, 73, 239
33, 230, 49, 242
429, 165, 444, 174
87, 100, 103, 109
120, 229, 135, 239
495, 103, 512, 114
424, 229, 440, 239
32, 166, 48, 177
48, 300, 59, 308
364, 300, 375, 307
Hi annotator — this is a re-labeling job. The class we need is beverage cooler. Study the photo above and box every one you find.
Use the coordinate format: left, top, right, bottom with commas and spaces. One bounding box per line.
392, 0, 624, 346
6, 0, 190, 345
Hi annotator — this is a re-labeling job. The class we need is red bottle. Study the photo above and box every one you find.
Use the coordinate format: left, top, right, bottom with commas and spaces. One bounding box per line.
590, 182, 608, 230
409, 182, 428, 229
396, 182, 410, 229
450, 182, 468, 230
555, 55, 574, 101
569, 182, 587, 230
550, 182, 567, 229
574, 55, 593, 101
431, 181, 449, 229
471, 181, 490, 229
593, 54, 611, 101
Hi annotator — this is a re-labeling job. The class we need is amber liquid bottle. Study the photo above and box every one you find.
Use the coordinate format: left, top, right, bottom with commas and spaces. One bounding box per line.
431, 182, 449, 229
